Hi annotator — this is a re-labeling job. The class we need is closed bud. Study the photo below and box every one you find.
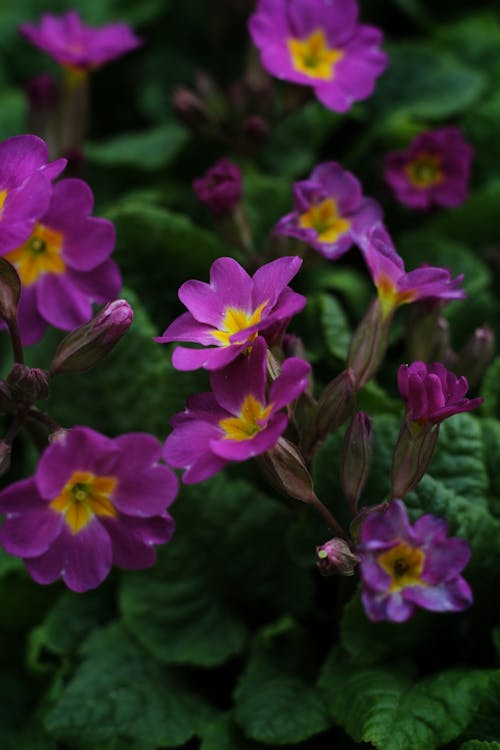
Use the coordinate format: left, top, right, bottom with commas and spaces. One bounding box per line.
347, 298, 393, 388
243, 115, 269, 142
391, 420, 440, 499
0, 442, 11, 477
316, 538, 359, 576
0, 258, 21, 324
172, 87, 208, 129
314, 368, 356, 447
455, 326, 494, 388
50, 299, 134, 375
257, 437, 316, 503
407, 301, 453, 363
341, 412, 372, 514
7, 364, 49, 407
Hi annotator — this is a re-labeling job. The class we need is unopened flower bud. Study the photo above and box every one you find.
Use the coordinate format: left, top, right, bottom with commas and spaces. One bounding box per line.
316, 538, 359, 576
50, 299, 134, 375
341, 412, 372, 513
455, 326, 495, 388
26, 73, 59, 111
407, 301, 453, 363
0, 442, 11, 477
347, 298, 393, 388
314, 368, 356, 447
0, 258, 21, 324
172, 87, 207, 129
391, 420, 440, 499
282, 334, 306, 360
243, 115, 269, 142
257, 437, 316, 503
193, 158, 243, 216
7, 364, 49, 408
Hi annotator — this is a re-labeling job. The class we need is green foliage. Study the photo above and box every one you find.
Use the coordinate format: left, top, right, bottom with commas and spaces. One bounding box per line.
86, 123, 189, 170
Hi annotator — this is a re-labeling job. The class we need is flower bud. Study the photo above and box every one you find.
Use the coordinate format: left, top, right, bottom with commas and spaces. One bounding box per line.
7, 364, 49, 408
314, 368, 356, 447
172, 87, 208, 129
257, 437, 316, 503
455, 326, 494, 388
347, 298, 393, 388
50, 299, 134, 375
316, 538, 359, 576
0, 258, 21, 324
391, 420, 440, 499
341, 412, 372, 513
243, 115, 269, 142
407, 301, 453, 363
193, 158, 243, 216
25, 73, 59, 111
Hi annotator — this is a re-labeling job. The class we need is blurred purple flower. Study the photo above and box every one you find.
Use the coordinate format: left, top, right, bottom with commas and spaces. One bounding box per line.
163, 336, 310, 483
275, 161, 382, 260
359, 500, 472, 622
0, 427, 178, 592
4, 178, 121, 345
193, 158, 243, 216
384, 127, 473, 210
156, 255, 305, 371
20, 11, 142, 72
248, 0, 388, 112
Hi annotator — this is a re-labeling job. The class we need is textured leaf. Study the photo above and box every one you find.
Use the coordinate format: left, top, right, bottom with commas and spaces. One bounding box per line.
243, 171, 294, 249
44, 623, 213, 750
462, 671, 500, 745
459, 742, 500, 750
86, 123, 189, 170
200, 715, 260, 750
318, 293, 351, 361
482, 359, 500, 418
319, 647, 493, 750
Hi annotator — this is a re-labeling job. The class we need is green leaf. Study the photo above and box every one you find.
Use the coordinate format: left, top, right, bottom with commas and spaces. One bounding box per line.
200, 715, 259, 750
430, 179, 500, 247
356, 381, 403, 417
318, 293, 351, 361
462, 671, 500, 745
234, 617, 330, 745
243, 171, 293, 249
44, 623, 213, 750
459, 742, 500, 750
480, 418, 500, 517
303, 265, 373, 319
319, 647, 493, 750
86, 123, 188, 170
481, 358, 500, 418
0, 547, 23, 578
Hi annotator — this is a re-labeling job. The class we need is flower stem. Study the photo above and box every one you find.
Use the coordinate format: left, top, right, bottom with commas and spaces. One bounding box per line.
308, 493, 347, 539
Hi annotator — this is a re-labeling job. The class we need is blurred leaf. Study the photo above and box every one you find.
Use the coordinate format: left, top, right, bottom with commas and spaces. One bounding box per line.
86, 123, 189, 170
243, 170, 293, 249
430, 179, 500, 247
481, 358, 500, 418
318, 293, 351, 361
0, 90, 25, 141
200, 715, 259, 750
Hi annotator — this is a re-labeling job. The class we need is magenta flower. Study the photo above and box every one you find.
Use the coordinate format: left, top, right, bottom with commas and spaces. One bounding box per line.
384, 127, 473, 210
0, 135, 66, 254
359, 224, 465, 319
0, 427, 178, 592
248, 0, 388, 113
156, 256, 306, 371
398, 361, 483, 424
193, 158, 243, 216
358, 500, 472, 622
275, 162, 382, 260
4, 178, 120, 345
163, 336, 310, 483
20, 11, 142, 72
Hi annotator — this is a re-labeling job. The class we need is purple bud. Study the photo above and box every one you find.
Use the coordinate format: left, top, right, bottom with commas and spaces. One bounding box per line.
314, 369, 356, 448
341, 412, 372, 513
455, 326, 495, 388
257, 437, 316, 503
50, 300, 134, 375
243, 115, 269, 142
25, 73, 59, 111
347, 298, 393, 388
7, 364, 49, 407
316, 538, 359, 576
193, 158, 243, 216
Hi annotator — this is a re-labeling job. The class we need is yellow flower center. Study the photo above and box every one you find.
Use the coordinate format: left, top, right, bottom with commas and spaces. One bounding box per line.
50, 470, 117, 534
298, 197, 351, 243
5, 222, 65, 286
211, 301, 268, 347
378, 541, 426, 593
0, 189, 7, 218
376, 274, 415, 320
405, 153, 444, 189
288, 29, 344, 80
219, 394, 273, 441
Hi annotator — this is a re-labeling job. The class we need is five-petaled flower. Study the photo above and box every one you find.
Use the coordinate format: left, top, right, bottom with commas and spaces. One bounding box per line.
156, 256, 306, 370
0, 427, 178, 592
275, 161, 382, 260
384, 127, 473, 210
358, 224, 466, 319
398, 361, 483, 424
358, 500, 473, 622
248, 0, 388, 112
163, 336, 311, 483
4, 178, 121, 345
20, 10, 142, 73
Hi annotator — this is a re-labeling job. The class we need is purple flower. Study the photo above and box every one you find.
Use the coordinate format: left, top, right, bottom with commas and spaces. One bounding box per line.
193, 159, 243, 216
0, 427, 178, 592
398, 361, 483, 424
275, 161, 382, 260
163, 336, 310, 483
4, 178, 121, 345
358, 500, 472, 622
156, 256, 306, 371
248, 0, 388, 113
384, 127, 473, 210
0, 135, 66, 254
359, 224, 465, 319
20, 11, 142, 72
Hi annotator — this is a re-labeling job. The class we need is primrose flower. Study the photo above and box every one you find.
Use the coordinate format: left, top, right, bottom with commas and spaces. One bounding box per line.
358, 500, 472, 622
398, 361, 483, 424
163, 336, 311, 483
248, 0, 388, 113
384, 127, 473, 210
193, 159, 243, 216
20, 11, 142, 73
156, 256, 306, 371
4, 178, 120, 345
275, 162, 382, 260
0, 135, 66, 254
359, 224, 465, 320
0, 427, 178, 592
